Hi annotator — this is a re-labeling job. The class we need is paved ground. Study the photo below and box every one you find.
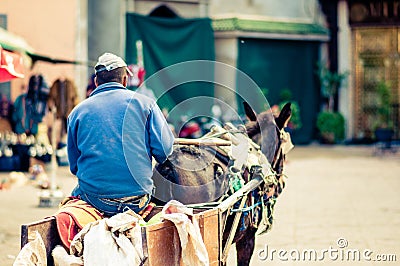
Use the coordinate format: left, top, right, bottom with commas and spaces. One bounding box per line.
245, 145, 400, 266
0, 144, 399, 265
0, 164, 76, 266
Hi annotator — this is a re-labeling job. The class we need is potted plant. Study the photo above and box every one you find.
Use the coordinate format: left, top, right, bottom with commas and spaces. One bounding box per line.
374, 80, 394, 143
316, 63, 348, 144
316, 111, 345, 144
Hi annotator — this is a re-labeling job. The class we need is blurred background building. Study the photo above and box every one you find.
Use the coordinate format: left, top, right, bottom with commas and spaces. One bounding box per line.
0, 0, 399, 150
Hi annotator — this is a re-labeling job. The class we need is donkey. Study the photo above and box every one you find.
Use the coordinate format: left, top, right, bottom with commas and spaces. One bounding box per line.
153, 102, 292, 266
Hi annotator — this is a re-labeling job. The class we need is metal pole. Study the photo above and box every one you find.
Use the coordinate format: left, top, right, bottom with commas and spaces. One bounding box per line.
38, 107, 63, 207
50, 107, 57, 192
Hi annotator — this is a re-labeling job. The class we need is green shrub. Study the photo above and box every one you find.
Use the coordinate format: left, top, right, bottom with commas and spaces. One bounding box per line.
316, 111, 345, 143
278, 89, 302, 130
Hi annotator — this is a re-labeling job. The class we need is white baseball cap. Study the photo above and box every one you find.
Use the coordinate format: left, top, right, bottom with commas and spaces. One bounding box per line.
94, 52, 133, 76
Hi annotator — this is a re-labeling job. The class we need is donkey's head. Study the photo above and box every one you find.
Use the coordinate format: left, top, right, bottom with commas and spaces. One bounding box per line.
243, 102, 292, 163
243, 102, 292, 197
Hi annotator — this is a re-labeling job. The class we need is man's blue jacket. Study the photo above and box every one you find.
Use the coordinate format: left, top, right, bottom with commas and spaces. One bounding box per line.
67, 82, 174, 198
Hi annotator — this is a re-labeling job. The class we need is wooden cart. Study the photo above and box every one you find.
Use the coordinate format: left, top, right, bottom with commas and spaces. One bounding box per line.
20, 177, 264, 265
21, 206, 221, 265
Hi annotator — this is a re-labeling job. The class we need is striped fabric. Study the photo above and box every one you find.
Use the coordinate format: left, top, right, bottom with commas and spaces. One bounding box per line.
53, 197, 103, 249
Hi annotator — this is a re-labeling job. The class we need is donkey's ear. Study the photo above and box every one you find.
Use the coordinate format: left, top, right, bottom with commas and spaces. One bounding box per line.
276, 102, 292, 129
243, 102, 257, 121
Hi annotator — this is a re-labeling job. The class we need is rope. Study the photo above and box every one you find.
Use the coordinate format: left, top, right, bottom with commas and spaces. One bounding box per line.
202, 128, 244, 139
230, 201, 262, 213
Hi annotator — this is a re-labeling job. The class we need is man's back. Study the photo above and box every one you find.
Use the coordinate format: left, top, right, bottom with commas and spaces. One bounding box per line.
68, 82, 173, 197
67, 52, 174, 217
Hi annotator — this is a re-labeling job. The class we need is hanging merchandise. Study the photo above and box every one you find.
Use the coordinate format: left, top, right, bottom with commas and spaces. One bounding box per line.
0, 131, 53, 171
12, 74, 49, 135
0, 94, 12, 119
0, 132, 17, 171
0, 94, 13, 133
31, 123, 53, 163
49, 78, 78, 120
26, 74, 50, 117
10, 75, 49, 171
48, 78, 79, 141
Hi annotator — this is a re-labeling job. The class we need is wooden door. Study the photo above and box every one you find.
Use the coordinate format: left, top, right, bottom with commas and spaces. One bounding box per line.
352, 27, 400, 139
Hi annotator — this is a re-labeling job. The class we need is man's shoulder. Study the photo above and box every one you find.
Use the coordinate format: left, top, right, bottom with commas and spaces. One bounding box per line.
130, 91, 158, 109
133, 90, 155, 101
68, 98, 94, 120
71, 97, 91, 110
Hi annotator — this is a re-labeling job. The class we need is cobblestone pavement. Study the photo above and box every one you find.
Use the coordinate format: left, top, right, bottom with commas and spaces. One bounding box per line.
1, 145, 399, 265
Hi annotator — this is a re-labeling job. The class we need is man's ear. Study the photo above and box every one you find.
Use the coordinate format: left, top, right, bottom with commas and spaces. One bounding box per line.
94, 76, 99, 87
122, 75, 128, 87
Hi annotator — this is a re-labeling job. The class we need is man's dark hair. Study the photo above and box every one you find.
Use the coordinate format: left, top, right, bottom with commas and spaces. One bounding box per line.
95, 66, 127, 85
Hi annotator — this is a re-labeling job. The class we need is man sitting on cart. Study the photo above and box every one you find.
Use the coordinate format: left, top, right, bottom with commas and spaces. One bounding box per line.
67, 52, 175, 217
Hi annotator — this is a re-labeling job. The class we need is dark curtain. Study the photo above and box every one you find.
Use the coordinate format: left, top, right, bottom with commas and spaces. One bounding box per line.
237, 38, 321, 144
126, 13, 215, 123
